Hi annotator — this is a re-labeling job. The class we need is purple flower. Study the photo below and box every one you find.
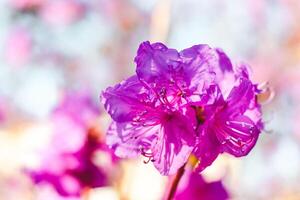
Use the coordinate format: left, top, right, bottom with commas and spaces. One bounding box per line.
50, 91, 100, 153
5, 27, 32, 67
103, 75, 196, 175
192, 76, 262, 172
101, 41, 263, 175
28, 91, 115, 197
174, 171, 229, 200
29, 131, 108, 197
53, 90, 100, 128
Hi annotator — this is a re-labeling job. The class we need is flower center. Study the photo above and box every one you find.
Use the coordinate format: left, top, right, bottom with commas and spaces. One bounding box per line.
192, 106, 205, 124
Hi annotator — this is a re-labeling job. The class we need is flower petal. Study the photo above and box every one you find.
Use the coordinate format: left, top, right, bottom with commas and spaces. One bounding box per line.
225, 78, 255, 116
193, 125, 220, 173
107, 122, 158, 158
101, 75, 158, 123
180, 45, 234, 92
215, 48, 233, 72
211, 78, 261, 157
175, 171, 229, 200
135, 41, 187, 105
152, 113, 195, 175
29, 171, 81, 196
179, 45, 218, 91
135, 41, 180, 83
215, 115, 259, 157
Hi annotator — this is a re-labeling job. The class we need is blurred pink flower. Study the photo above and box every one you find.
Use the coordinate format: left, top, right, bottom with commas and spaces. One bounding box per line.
9, 0, 43, 10
0, 97, 7, 123
27, 91, 117, 197
51, 90, 100, 153
5, 27, 32, 67
39, 0, 85, 26
29, 130, 109, 197
174, 170, 229, 200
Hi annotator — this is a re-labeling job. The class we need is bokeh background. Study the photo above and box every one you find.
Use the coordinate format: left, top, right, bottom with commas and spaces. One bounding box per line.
0, 0, 300, 199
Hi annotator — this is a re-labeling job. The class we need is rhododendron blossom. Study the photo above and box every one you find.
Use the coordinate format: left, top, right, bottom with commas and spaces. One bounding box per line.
101, 41, 263, 175
28, 91, 116, 197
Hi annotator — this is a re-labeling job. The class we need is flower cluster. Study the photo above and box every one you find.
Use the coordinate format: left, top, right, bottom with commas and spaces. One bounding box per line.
28, 91, 116, 197
102, 41, 263, 175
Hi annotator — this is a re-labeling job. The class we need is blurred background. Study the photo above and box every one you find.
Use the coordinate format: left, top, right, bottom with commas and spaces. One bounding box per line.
0, 0, 300, 199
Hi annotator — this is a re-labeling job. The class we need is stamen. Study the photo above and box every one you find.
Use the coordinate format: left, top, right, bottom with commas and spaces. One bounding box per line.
141, 148, 154, 164
141, 148, 153, 157
143, 157, 152, 164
